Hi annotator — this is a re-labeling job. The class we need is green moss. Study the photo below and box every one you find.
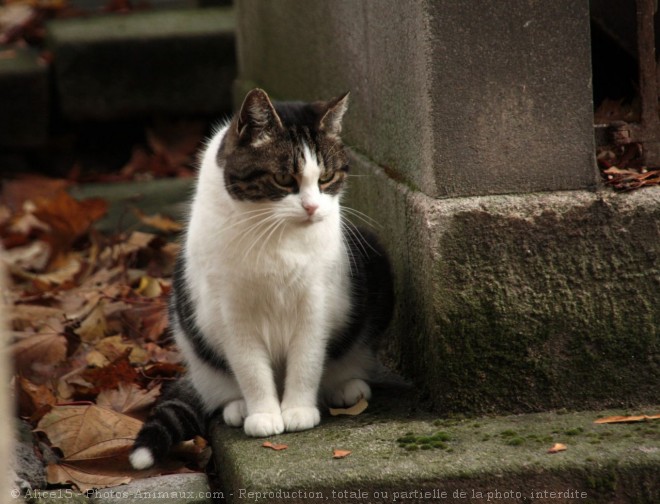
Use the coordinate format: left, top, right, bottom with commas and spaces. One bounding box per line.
505, 437, 525, 446
397, 430, 452, 451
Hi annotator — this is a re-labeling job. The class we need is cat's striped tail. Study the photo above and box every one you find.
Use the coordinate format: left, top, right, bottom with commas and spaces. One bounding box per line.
130, 379, 207, 470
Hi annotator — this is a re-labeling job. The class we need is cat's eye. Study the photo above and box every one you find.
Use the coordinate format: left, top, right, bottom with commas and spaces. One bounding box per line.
319, 171, 336, 185
273, 172, 296, 188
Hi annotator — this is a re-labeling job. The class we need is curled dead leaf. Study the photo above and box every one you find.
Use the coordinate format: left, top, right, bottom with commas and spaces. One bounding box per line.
136, 275, 163, 298
74, 301, 108, 343
95, 335, 149, 365
262, 441, 288, 451
333, 449, 352, 459
547, 443, 567, 454
16, 375, 56, 419
329, 397, 368, 416
594, 414, 660, 424
132, 208, 183, 234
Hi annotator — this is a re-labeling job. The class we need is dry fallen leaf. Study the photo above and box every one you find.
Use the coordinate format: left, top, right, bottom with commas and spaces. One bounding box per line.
74, 301, 108, 343
333, 449, 352, 459
133, 208, 183, 234
547, 443, 567, 454
78, 354, 140, 394
329, 397, 368, 416
46, 460, 133, 493
122, 300, 169, 342
35, 404, 143, 458
262, 441, 288, 451
136, 275, 164, 298
594, 414, 660, 424
95, 335, 149, 365
11, 330, 68, 377
32, 191, 107, 268
96, 383, 161, 417
16, 375, 56, 419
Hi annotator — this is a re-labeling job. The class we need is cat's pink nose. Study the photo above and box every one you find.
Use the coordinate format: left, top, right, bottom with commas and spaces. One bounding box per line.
303, 202, 319, 216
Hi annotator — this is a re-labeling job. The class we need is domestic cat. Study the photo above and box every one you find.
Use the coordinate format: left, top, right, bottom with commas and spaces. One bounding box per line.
130, 88, 394, 469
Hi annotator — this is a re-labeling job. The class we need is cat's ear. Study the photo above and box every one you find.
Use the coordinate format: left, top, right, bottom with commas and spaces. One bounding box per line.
319, 92, 349, 138
237, 88, 283, 145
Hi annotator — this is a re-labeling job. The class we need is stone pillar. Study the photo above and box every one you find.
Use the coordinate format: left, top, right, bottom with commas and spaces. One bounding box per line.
235, 0, 597, 198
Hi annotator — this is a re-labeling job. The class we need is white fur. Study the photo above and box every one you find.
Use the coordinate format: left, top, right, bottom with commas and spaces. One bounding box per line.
129, 447, 154, 470
177, 125, 362, 437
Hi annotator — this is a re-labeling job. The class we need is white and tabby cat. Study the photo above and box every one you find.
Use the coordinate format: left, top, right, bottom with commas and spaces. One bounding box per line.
130, 89, 393, 469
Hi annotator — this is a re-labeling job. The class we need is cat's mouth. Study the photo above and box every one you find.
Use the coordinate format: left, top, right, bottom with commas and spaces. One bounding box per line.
301, 214, 323, 225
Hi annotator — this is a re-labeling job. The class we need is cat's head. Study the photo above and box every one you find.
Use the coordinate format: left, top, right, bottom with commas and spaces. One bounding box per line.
218, 88, 350, 224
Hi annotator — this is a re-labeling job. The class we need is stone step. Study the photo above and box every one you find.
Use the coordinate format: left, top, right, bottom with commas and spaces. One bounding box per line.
45, 7, 236, 121
68, 177, 194, 233
210, 384, 659, 504
0, 48, 49, 148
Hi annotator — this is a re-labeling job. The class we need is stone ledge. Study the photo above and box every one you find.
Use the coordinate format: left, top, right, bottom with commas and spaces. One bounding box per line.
346, 151, 660, 414
46, 7, 236, 120
211, 386, 659, 504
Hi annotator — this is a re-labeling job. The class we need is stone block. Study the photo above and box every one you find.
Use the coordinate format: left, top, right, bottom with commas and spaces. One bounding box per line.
47, 7, 236, 120
234, 0, 597, 198
428, 1, 597, 197
0, 49, 49, 148
347, 153, 660, 414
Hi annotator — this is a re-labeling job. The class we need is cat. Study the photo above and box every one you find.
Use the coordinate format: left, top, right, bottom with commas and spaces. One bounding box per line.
130, 88, 394, 470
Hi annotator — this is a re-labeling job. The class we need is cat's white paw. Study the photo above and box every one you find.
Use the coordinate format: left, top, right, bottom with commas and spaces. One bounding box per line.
243, 413, 285, 437
223, 399, 247, 427
328, 378, 372, 407
282, 406, 321, 432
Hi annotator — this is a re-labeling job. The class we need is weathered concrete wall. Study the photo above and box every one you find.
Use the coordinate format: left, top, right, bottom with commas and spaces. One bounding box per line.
235, 0, 597, 198
348, 154, 659, 413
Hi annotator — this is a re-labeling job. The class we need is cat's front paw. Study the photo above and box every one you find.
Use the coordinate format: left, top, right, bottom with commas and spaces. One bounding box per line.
223, 399, 247, 427
282, 406, 321, 432
244, 413, 285, 437
328, 378, 371, 407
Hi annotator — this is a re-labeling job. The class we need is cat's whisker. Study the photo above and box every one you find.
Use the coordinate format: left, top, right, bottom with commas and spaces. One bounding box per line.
223, 214, 280, 253
339, 227, 357, 277
255, 217, 286, 265
219, 210, 275, 233
340, 218, 370, 260
340, 206, 381, 229
215, 213, 278, 252
242, 214, 284, 258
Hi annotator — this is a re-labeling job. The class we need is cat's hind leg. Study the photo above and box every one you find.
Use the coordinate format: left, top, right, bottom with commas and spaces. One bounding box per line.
321, 343, 375, 407
223, 399, 247, 427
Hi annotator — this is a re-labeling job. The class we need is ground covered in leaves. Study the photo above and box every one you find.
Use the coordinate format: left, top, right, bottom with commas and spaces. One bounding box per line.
1, 178, 210, 493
